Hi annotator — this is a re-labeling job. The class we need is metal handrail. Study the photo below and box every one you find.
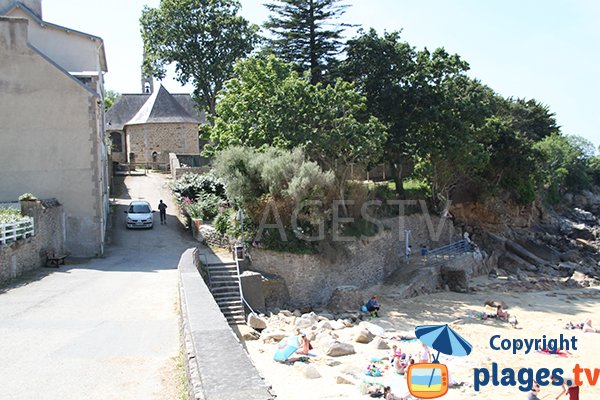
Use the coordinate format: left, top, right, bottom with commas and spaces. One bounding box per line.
233, 247, 258, 318
427, 239, 472, 266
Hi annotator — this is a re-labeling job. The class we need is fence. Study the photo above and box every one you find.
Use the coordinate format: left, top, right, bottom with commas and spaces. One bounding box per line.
0, 218, 34, 245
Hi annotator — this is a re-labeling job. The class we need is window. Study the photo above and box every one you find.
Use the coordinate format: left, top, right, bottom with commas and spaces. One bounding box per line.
110, 131, 122, 152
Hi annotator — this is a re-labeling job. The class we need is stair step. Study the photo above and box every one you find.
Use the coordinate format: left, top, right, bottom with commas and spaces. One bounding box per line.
217, 299, 243, 305
210, 276, 239, 281
211, 285, 240, 292
205, 262, 237, 267
213, 294, 241, 300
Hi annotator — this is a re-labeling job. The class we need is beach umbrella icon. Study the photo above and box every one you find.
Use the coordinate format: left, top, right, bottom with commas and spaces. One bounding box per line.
415, 324, 473, 389
415, 324, 472, 360
273, 335, 299, 362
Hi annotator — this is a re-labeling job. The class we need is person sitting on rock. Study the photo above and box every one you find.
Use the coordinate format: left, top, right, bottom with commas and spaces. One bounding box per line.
296, 332, 312, 355
365, 295, 380, 317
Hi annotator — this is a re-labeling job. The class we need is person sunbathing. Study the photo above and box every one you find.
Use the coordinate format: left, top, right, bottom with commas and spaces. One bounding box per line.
496, 305, 510, 320
566, 319, 599, 333
582, 319, 599, 333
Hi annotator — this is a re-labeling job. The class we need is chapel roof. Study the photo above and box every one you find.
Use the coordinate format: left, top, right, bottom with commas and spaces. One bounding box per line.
106, 85, 205, 131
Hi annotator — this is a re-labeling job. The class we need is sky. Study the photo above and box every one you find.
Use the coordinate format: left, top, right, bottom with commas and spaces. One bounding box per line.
41, 0, 599, 147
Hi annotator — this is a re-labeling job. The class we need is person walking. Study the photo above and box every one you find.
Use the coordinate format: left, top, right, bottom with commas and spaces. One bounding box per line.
158, 200, 167, 225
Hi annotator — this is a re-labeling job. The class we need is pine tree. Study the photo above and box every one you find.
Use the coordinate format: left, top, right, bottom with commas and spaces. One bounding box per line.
264, 0, 350, 84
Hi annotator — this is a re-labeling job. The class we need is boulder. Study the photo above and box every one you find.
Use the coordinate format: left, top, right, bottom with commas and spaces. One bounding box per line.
371, 338, 389, 350
335, 374, 355, 385
330, 320, 346, 330
319, 312, 335, 321
327, 286, 364, 312
295, 317, 314, 329
505, 240, 547, 266
247, 313, 267, 330
237, 325, 260, 341
301, 365, 321, 379
315, 332, 337, 349
359, 321, 386, 337
354, 328, 374, 344
440, 264, 469, 292
293, 309, 302, 317
325, 341, 355, 357
316, 320, 333, 331
260, 330, 287, 343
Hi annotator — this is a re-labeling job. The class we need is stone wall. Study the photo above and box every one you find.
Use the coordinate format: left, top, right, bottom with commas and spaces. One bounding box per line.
126, 123, 199, 164
249, 213, 457, 307
169, 153, 209, 180
179, 248, 274, 400
0, 199, 65, 286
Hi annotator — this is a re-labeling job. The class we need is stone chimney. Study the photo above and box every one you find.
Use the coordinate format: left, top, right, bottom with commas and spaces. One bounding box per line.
0, 1, 42, 19
0, 16, 28, 51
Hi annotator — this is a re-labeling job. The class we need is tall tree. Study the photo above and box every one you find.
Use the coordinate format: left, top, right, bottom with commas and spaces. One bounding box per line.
210, 55, 386, 207
342, 29, 470, 197
264, 0, 350, 84
140, 0, 259, 115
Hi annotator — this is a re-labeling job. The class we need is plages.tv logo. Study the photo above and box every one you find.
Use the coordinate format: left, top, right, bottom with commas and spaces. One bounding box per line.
407, 324, 473, 399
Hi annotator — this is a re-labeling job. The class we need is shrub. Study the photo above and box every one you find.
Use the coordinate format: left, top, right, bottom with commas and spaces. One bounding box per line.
18, 193, 37, 201
170, 173, 226, 203
0, 208, 27, 225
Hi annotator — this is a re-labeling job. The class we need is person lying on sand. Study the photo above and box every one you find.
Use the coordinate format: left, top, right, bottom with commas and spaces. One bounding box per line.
566, 319, 599, 333
384, 385, 410, 400
582, 319, 599, 333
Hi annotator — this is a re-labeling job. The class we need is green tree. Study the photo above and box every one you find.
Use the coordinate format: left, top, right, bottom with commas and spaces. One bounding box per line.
210, 55, 386, 203
264, 0, 351, 84
535, 134, 595, 202
140, 0, 259, 115
481, 97, 560, 203
342, 29, 470, 197
103, 90, 120, 111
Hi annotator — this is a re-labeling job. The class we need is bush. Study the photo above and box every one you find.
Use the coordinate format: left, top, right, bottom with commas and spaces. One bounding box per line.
0, 208, 27, 225
171, 173, 226, 203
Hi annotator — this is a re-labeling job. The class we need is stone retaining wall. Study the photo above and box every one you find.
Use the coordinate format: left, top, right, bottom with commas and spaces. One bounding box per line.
0, 199, 65, 286
178, 248, 273, 400
250, 214, 457, 307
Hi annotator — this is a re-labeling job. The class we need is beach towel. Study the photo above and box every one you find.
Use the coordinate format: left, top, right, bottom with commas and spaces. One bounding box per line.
537, 349, 569, 358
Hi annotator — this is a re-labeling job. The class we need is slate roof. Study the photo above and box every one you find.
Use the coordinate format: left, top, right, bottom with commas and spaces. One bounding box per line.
106, 85, 205, 131
0, 1, 108, 72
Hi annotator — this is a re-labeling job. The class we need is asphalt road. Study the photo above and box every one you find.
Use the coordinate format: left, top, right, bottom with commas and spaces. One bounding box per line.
0, 173, 197, 400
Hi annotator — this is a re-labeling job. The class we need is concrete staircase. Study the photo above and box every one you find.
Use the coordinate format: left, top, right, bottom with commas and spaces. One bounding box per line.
205, 261, 246, 325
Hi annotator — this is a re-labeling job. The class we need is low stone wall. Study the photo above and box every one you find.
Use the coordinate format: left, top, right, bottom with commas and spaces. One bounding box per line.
179, 248, 273, 400
0, 199, 65, 286
169, 153, 210, 180
250, 214, 457, 307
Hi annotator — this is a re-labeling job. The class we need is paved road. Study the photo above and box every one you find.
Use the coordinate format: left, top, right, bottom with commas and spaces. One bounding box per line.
0, 173, 197, 400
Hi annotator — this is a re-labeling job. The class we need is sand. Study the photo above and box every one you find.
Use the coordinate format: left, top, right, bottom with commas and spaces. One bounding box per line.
245, 278, 600, 399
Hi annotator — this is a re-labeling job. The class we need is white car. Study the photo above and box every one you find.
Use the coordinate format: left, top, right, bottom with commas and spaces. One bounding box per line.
125, 200, 154, 229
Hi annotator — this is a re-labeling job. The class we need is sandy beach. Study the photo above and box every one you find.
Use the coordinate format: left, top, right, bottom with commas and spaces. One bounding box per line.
245, 278, 600, 399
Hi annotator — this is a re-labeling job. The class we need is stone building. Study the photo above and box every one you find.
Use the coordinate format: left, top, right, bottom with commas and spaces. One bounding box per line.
0, 1, 109, 257
106, 84, 203, 165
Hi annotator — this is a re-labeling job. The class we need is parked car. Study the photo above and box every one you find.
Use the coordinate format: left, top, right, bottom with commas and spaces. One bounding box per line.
124, 200, 154, 229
